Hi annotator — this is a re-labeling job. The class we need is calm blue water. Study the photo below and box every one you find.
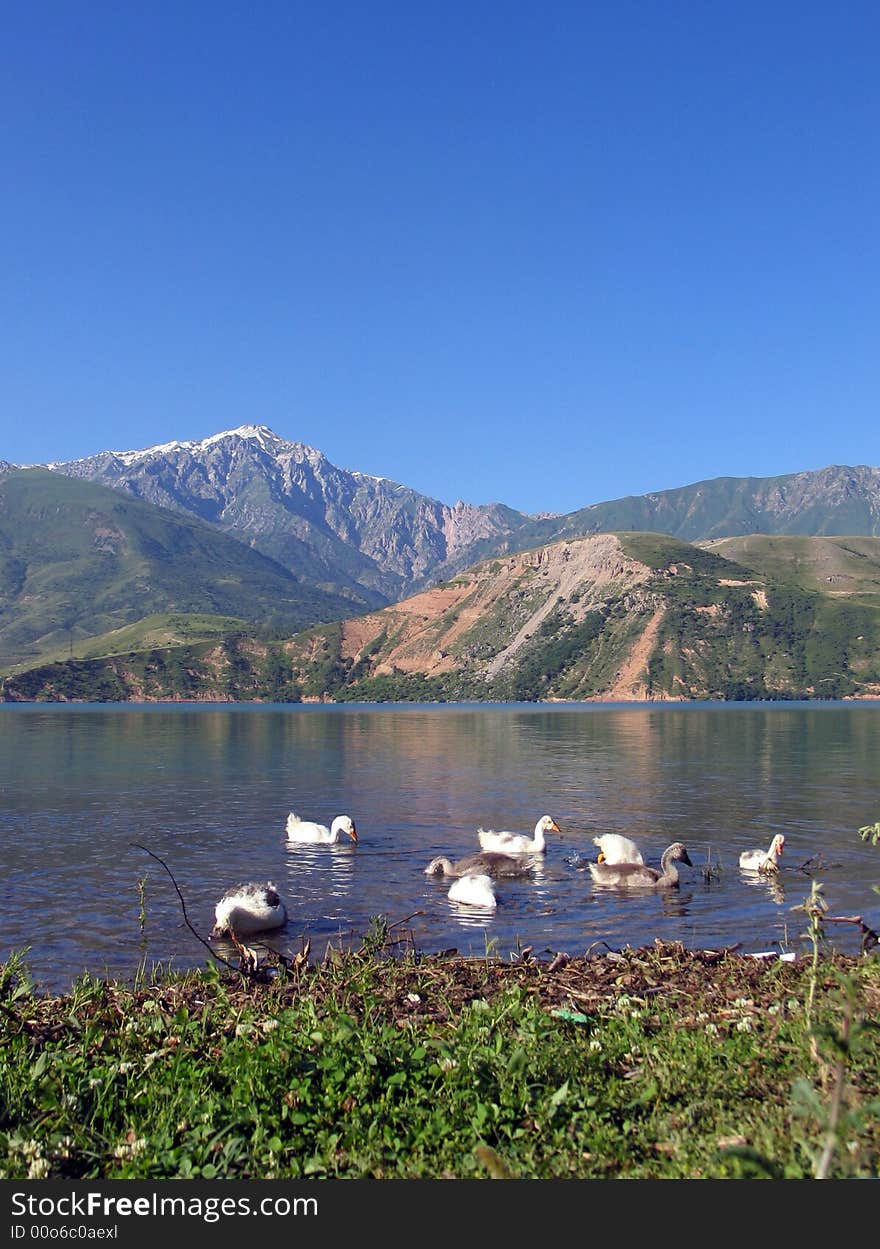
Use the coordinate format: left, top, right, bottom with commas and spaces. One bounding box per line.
2, 701, 879, 993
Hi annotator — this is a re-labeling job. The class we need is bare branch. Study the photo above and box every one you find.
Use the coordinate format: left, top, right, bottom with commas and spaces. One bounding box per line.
130, 843, 241, 975
820, 913, 879, 952
386, 910, 424, 932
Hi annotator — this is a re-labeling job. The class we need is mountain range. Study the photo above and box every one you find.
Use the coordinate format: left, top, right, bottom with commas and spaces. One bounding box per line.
33, 425, 527, 607
2, 425, 880, 696
7, 424, 880, 602
6, 529, 880, 703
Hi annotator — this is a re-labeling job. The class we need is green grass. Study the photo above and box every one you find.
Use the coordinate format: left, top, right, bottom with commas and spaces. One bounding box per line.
617, 531, 737, 575
702, 535, 880, 603
2, 941, 878, 1180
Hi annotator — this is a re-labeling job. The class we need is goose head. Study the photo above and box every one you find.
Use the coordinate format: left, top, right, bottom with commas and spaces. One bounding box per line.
664, 842, 693, 869
425, 856, 455, 876
332, 815, 358, 844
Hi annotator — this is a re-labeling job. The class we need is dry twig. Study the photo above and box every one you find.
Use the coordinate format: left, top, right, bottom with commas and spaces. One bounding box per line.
131, 843, 243, 975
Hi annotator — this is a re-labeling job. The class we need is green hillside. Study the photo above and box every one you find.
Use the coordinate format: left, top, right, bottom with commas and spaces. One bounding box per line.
615, 533, 880, 701
1, 612, 251, 676
6, 530, 880, 703
700, 534, 880, 607
0, 470, 358, 672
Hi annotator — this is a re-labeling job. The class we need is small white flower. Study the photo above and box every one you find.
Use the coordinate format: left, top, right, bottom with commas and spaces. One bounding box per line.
705, 1023, 719, 1036
588, 1039, 602, 1053
112, 1135, 147, 1161
736, 1018, 753, 1033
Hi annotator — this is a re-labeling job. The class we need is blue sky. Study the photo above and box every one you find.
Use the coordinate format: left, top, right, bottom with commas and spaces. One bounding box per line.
2, 2, 878, 515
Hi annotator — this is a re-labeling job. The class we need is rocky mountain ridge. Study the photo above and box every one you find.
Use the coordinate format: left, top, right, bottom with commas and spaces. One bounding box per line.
538, 464, 880, 546
28, 425, 527, 606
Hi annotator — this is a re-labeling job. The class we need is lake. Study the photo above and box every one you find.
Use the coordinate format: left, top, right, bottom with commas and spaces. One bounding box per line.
2, 701, 879, 994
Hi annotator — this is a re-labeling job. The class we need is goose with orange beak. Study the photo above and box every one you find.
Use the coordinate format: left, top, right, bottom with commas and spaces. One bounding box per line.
477, 815, 560, 855
739, 833, 785, 873
286, 813, 358, 845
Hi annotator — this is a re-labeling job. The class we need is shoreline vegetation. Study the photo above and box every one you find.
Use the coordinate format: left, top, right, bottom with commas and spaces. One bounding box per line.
3, 927, 879, 1180
4, 689, 880, 707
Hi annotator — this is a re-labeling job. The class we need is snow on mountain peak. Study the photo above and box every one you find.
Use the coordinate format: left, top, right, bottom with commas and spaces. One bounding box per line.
109, 424, 286, 465
201, 424, 282, 450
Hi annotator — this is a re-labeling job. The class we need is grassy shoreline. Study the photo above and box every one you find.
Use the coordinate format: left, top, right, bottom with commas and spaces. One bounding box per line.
2, 940, 879, 1180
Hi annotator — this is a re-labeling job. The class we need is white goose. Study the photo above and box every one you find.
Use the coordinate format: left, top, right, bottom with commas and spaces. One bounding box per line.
739, 833, 785, 873
588, 842, 693, 890
477, 815, 560, 855
448, 873, 498, 909
286, 813, 358, 845
212, 882, 288, 938
593, 833, 644, 865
